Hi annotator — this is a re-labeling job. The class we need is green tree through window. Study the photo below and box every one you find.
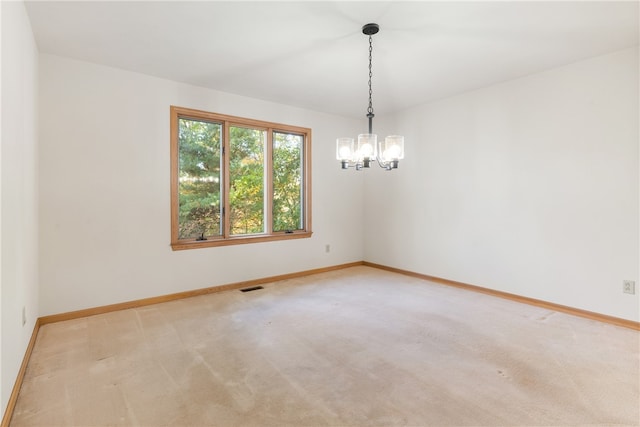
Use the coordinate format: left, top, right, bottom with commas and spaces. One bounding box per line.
273, 132, 303, 232
230, 126, 265, 235
171, 106, 312, 250
177, 118, 222, 239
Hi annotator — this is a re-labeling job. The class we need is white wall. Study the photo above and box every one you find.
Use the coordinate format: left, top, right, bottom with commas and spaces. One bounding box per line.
365, 47, 639, 322
0, 0, 40, 415
38, 54, 364, 316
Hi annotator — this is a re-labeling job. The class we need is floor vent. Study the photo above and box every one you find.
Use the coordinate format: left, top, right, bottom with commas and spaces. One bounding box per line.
240, 286, 264, 293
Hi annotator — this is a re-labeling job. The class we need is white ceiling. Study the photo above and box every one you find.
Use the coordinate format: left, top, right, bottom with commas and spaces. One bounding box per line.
25, 1, 639, 118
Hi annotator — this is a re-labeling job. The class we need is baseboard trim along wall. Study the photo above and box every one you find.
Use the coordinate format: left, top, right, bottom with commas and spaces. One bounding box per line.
36, 262, 640, 330
4, 261, 638, 425
1, 319, 41, 427
38, 262, 364, 325
364, 261, 640, 331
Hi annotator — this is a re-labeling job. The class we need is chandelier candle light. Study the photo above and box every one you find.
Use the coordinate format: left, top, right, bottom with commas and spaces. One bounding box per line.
337, 23, 404, 171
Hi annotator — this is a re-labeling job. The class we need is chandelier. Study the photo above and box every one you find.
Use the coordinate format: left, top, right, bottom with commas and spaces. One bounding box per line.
336, 23, 405, 171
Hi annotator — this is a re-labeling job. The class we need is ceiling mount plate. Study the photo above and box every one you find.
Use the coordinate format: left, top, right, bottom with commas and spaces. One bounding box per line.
362, 23, 379, 36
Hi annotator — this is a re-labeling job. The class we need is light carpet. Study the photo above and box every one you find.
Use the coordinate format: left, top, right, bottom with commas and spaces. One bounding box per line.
10, 266, 640, 426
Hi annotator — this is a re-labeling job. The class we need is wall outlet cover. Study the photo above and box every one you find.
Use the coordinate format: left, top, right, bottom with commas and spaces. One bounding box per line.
623, 280, 636, 295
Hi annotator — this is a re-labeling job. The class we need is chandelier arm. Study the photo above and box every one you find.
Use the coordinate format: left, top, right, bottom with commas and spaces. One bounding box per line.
375, 153, 391, 169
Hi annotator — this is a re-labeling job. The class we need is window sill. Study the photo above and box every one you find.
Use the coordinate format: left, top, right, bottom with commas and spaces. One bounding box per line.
171, 231, 312, 251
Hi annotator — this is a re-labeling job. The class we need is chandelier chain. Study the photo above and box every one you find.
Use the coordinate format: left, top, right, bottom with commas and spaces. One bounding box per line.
367, 35, 374, 116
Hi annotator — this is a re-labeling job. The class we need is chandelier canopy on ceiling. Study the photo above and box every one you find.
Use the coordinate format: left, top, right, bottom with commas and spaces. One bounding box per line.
336, 23, 405, 171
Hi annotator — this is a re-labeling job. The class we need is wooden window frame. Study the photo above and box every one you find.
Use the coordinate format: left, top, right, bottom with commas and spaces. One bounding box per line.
170, 106, 312, 250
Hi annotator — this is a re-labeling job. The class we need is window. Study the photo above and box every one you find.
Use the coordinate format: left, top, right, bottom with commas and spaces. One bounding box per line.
171, 106, 311, 250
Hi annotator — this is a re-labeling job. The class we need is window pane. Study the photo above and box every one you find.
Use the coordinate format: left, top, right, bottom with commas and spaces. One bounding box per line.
178, 118, 222, 239
273, 132, 303, 232
229, 126, 266, 235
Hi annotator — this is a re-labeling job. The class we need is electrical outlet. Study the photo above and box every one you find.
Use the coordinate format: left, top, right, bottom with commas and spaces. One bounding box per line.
22, 307, 26, 326
325, 244, 331, 253
623, 280, 635, 295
